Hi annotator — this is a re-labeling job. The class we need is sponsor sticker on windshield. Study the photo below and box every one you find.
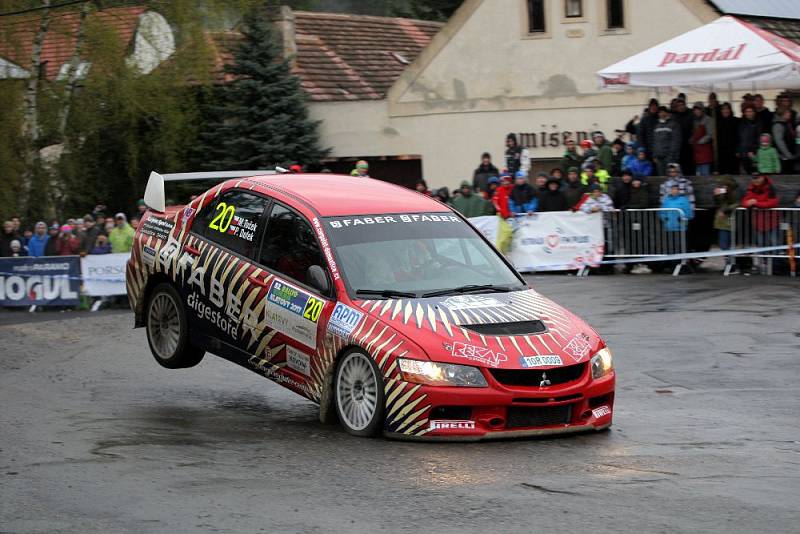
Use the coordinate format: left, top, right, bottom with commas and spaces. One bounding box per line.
519, 355, 563, 368
327, 213, 460, 229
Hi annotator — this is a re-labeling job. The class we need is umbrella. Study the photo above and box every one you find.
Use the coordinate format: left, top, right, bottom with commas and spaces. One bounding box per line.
597, 16, 800, 91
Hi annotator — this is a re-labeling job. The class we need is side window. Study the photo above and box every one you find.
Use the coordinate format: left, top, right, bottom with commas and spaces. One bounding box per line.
197, 190, 268, 258
259, 203, 325, 286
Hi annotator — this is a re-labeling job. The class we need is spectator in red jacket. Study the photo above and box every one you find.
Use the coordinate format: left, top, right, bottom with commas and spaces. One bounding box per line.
742, 172, 779, 273
56, 225, 81, 256
493, 174, 513, 219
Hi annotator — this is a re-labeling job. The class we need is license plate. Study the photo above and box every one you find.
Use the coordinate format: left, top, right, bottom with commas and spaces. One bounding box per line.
519, 355, 563, 368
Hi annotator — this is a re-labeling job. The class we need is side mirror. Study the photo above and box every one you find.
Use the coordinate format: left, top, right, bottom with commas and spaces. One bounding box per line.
307, 265, 330, 294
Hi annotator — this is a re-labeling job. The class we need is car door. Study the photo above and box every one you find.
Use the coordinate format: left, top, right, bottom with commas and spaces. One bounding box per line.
246, 201, 334, 400
182, 189, 271, 363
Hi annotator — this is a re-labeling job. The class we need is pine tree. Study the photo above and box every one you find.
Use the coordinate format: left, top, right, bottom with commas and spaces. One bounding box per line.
197, 9, 327, 170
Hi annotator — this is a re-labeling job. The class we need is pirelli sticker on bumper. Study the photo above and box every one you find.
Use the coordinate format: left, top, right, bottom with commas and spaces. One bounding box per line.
264, 279, 323, 348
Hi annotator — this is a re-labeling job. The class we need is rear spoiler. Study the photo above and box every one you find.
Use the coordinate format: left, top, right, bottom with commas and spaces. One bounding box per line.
143, 170, 276, 213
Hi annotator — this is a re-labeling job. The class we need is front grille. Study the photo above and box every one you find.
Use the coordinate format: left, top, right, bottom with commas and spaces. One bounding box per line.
490, 363, 586, 387
506, 405, 572, 428
462, 320, 547, 336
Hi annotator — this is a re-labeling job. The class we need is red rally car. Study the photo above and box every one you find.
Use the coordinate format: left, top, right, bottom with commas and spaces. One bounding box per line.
126, 171, 615, 440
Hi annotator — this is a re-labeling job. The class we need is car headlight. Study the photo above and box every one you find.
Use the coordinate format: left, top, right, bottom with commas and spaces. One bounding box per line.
398, 358, 487, 387
590, 347, 614, 379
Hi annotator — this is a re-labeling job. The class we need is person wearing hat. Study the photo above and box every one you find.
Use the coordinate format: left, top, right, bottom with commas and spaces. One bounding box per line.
538, 177, 569, 212
638, 98, 661, 157
483, 176, 500, 200
652, 106, 681, 176
351, 160, 370, 178
621, 142, 637, 174
56, 225, 81, 256
713, 175, 740, 273
580, 163, 610, 192
755, 133, 780, 174
533, 171, 549, 196
27, 221, 50, 257
450, 180, 492, 218
0, 220, 19, 257
562, 167, 585, 209
690, 101, 714, 176
414, 179, 431, 197
8, 239, 25, 257
627, 147, 653, 178
44, 224, 60, 256
109, 213, 135, 253
473, 152, 499, 194
575, 183, 614, 214
492, 174, 513, 219
433, 187, 450, 204
508, 173, 537, 215
560, 139, 584, 175
592, 131, 614, 174
659, 164, 695, 211
79, 214, 101, 255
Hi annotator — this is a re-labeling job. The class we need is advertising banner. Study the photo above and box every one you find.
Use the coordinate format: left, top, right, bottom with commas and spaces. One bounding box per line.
0, 256, 81, 307
468, 216, 500, 243
81, 253, 129, 297
506, 212, 604, 272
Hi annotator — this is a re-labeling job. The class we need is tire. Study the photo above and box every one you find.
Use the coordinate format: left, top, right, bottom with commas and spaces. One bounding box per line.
145, 283, 204, 369
334, 350, 385, 437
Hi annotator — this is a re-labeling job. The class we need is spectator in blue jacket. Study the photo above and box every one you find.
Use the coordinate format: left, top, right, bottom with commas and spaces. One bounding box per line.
508, 172, 538, 215
26, 222, 49, 257
621, 142, 638, 173
660, 184, 694, 232
627, 147, 654, 177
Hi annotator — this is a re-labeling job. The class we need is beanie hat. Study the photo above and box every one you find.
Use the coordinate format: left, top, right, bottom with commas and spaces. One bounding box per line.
567, 166, 579, 173
588, 183, 602, 191
460, 180, 471, 188
487, 176, 500, 185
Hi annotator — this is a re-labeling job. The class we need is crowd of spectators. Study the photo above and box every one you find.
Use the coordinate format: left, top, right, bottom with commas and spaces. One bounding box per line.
414, 92, 800, 222
0, 202, 145, 258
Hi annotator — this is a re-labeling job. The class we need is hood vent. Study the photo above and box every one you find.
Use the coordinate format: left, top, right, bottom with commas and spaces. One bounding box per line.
462, 320, 548, 336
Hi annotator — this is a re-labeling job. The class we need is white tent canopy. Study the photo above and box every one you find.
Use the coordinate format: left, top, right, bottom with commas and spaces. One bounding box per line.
597, 16, 800, 91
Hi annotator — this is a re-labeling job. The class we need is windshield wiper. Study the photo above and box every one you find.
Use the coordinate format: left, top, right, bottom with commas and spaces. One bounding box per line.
421, 284, 514, 298
355, 289, 417, 299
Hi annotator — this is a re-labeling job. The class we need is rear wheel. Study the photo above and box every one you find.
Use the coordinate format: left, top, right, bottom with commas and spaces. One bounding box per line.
334, 350, 385, 437
146, 283, 204, 369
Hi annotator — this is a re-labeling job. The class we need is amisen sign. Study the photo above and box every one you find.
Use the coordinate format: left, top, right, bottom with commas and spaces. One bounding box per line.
659, 44, 746, 68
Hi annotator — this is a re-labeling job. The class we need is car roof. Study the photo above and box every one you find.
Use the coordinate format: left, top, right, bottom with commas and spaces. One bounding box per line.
245, 173, 450, 217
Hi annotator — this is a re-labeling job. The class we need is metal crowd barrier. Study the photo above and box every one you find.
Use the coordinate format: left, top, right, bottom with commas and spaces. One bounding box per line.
602, 208, 688, 276
729, 208, 800, 276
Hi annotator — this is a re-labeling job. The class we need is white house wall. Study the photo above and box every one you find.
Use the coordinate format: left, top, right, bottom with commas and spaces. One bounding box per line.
309, 0, 784, 189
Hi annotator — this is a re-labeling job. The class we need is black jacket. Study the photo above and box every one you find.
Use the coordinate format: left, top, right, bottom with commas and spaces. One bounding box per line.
737, 118, 762, 156
538, 189, 569, 212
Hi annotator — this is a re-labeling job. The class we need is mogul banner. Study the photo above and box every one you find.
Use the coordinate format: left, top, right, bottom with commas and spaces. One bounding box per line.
0, 256, 81, 307
507, 212, 605, 272
81, 253, 129, 297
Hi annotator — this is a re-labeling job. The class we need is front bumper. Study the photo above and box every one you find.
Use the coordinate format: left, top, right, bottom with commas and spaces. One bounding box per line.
385, 366, 615, 441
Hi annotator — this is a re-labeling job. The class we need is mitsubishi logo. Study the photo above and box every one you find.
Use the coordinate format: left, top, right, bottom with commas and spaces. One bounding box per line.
539, 372, 551, 387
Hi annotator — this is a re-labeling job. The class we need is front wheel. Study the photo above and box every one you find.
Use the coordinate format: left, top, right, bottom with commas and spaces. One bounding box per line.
145, 283, 204, 369
334, 350, 385, 437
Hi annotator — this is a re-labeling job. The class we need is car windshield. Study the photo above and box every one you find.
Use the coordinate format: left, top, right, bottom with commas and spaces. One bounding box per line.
323, 212, 525, 298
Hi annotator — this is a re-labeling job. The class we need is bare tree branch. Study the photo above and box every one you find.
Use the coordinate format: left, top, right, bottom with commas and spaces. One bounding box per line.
57, 0, 92, 139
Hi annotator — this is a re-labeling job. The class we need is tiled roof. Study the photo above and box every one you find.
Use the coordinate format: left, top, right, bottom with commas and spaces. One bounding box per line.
739, 16, 800, 44
0, 6, 145, 80
208, 11, 442, 102
291, 11, 443, 102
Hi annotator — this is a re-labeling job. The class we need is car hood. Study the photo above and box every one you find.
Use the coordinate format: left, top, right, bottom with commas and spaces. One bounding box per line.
354, 289, 603, 370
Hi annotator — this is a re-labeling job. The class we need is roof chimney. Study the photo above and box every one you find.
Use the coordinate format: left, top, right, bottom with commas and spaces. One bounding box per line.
272, 5, 297, 67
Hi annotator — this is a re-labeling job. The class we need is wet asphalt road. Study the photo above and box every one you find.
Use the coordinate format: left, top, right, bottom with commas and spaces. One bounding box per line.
1, 274, 799, 534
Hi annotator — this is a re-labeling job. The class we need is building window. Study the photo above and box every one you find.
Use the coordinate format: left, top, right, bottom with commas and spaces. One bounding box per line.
528, 0, 546, 33
607, 0, 625, 29
565, 0, 582, 18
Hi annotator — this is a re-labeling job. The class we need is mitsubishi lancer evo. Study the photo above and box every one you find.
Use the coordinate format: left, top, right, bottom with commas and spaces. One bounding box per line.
126, 171, 615, 440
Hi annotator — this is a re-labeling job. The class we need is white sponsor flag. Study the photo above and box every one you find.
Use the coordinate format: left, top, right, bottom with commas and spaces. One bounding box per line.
81, 253, 129, 296
508, 212, 604, 272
